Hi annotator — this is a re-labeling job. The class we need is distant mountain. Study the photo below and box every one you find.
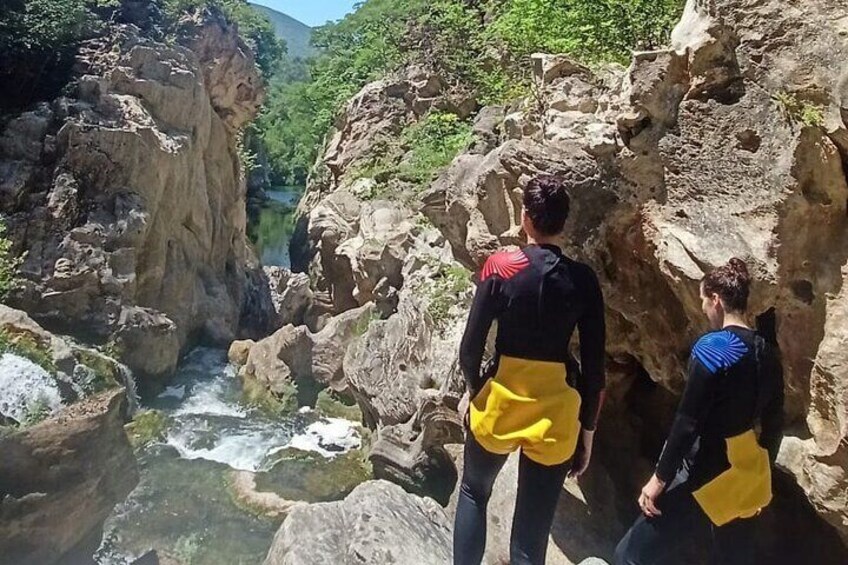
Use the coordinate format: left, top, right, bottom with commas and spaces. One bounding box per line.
250, 3, 314, 59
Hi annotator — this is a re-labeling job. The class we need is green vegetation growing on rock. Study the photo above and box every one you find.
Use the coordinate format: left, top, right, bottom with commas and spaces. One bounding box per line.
352, 111, 473, 200
0, 221, 21, 302
426, 262, 472, 330
0, 329, 55, 373
315, 389, 363, 421
255, 447, 373, 503
125, 409, 170, 449
255, 0, 684, 185
773, 91, 826, 127
241, 373, 298, 415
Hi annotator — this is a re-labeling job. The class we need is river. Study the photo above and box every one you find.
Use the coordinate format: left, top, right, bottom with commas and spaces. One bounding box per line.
96, 188, 371, 564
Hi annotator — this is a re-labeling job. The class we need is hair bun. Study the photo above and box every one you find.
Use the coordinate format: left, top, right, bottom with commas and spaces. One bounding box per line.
727, 257, 750, 281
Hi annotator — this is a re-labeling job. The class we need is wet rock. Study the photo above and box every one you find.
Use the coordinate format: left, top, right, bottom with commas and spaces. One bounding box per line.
0, 389, 138, 564
263, 480, 452, 565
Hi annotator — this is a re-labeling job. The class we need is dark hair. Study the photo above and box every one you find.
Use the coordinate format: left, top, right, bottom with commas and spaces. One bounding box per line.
702, 258, 751, 312
523, 175, 571, 236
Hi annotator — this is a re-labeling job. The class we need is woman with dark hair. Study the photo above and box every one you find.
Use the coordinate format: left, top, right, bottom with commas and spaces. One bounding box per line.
453, 175, 607, 565
615, 258, 785, 565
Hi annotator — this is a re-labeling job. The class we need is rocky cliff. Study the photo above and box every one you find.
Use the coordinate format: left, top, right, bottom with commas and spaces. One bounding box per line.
423, 0, 848, 546
0, 6, 272, 385
259, 0, 848, 561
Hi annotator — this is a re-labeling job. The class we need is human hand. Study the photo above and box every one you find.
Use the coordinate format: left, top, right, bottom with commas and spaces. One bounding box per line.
568, 428, 595, 479
638, 474, 666, 518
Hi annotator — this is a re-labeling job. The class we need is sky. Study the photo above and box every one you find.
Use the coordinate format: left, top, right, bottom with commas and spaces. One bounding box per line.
251, 0, 359, 27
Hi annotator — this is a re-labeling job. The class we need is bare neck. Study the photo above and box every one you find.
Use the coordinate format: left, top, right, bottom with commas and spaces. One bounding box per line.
722, 312, 750, 330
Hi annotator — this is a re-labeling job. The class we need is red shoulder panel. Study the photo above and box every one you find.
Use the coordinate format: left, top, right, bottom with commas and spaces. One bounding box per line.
481, 250, 530, 281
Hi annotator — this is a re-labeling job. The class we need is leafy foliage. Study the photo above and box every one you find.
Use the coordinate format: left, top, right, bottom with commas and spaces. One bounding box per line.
773, 91, 825, 127
256, 0, 684, 186
351, 111, 473, 200
161, 0, 284, 77
0, 0, 117, 108
487, 0, 682, 65
0, 221, 21, 302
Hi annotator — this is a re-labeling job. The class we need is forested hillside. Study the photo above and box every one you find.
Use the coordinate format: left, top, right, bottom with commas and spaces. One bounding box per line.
255, 0, 682, 185
250, 2, 313, 58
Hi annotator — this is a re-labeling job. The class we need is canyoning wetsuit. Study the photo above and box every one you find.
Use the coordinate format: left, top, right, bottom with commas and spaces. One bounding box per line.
453, 244, 606, 565
615, 326, 785, 565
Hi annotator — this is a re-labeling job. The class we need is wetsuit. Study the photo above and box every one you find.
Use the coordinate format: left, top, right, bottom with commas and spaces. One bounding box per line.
453, 244, 606, 565
615, 326, 785, 565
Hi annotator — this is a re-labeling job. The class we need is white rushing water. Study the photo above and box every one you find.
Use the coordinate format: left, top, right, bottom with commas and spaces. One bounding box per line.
97, 346, 365, 565
148, 348, 361, 471
0, 353, 63, 423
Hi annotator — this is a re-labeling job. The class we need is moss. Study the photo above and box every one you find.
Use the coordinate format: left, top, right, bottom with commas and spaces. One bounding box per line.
315, 389, 363, 421
241, 375, 298, 415
773, 91, 825, 127
0, 329, 56, 373
125, 410, 169, 449
254, 447, 373, 503
425, 261, 473, 330
74, 349, 122, 393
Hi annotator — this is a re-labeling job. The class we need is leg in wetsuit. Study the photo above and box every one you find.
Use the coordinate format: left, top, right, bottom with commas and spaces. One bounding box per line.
614, 473, 757, 565
454, 434, 570, 565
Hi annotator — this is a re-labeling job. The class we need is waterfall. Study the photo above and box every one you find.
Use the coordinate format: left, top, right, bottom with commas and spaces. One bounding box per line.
0, 353, 63, 424
116, 362, 140, 417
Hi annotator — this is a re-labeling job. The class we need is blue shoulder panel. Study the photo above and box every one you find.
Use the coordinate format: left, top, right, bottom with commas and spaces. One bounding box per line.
692, 331, 748, 374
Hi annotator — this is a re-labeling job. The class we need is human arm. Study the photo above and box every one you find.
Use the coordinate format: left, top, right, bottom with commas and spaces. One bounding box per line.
459, 276, 501, 397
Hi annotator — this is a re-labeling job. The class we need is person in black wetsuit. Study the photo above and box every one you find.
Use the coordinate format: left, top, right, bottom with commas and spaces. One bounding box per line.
615, 258, 785, 565
453, 175, 607, 565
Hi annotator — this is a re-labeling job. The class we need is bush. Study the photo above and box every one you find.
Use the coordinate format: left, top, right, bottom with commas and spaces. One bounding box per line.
0, 0, 117, 109
256, 0, 685, 186
487, 0, 683, 65
352, 111, 473, 199
0, 221, 21, 302
161, 0, 284, 78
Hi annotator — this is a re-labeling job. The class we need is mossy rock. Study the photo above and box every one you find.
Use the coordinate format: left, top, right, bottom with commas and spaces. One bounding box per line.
254, 447, 373, 503
74, 348, 122, 393
315, 389, 362, 422
241, 374, 298, 415
125, 410, 169, 449
0, 329, 55, 373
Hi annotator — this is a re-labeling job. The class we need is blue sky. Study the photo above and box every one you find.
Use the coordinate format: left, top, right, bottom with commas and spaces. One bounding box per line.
252, 0, 359, 27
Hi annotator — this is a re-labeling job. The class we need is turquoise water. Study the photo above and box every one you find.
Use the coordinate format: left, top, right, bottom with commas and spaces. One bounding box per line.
96, 348, 367, 564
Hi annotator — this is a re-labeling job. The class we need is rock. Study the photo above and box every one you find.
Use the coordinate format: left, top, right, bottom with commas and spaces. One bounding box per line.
0, 11, 270, 385
228, 470, 306, 519
263, 480, 452, 565
228, 339, 256, 366
240, 304, 377, 406
0, 304, 136, 408
419, 0, 848, 547
264, 267, 313, 328
0, 389, 138, 564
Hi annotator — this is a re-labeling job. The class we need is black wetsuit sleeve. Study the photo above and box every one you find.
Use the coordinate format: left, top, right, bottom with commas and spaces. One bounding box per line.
459, 276, 501, 396
759, 346, 785, 463
576, 267, 606, 431
655, 358, 714, 483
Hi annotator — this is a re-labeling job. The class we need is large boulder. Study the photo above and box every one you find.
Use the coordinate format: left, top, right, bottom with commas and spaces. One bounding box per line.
263, 480, 452, 565
0, 11, 269, 385
0, 389, 138, 564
